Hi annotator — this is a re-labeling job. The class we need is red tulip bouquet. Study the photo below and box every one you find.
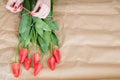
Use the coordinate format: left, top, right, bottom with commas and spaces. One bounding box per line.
12, 0, 61, 78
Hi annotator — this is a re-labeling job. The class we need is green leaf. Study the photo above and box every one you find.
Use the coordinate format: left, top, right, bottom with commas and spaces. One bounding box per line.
38, 36, 48, 53
51, 32, 59, 46
32, 16, 38, 21
30, 26, 36, 46
20, 32, 31, 47
35, 25, 43, 37
44, 18, 59, 30
29, 0, 37, 9
36, 19, 51, 31
19, 0, 32, 47
43, 31, 51, 46
19, 33, 30, 48
24, 35, 31, 48
19, 0, 31, 34
19, 14, 31, 34
19, 35, 24, 45
23, 0, 31, 10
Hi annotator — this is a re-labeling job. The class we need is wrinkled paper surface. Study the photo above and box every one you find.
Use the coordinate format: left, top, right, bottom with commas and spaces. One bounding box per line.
0, 0, 120, 80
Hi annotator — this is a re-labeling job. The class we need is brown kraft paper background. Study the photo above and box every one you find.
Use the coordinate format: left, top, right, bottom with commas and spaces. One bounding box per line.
0, 0, 120, 80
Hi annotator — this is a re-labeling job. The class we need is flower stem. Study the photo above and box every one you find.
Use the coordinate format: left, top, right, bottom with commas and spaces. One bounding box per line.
28, 43, 31, 58
50, 42, 53, 56
40, 52, 44, 63
15, 42, 20, 63
23, 7, 31, 13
